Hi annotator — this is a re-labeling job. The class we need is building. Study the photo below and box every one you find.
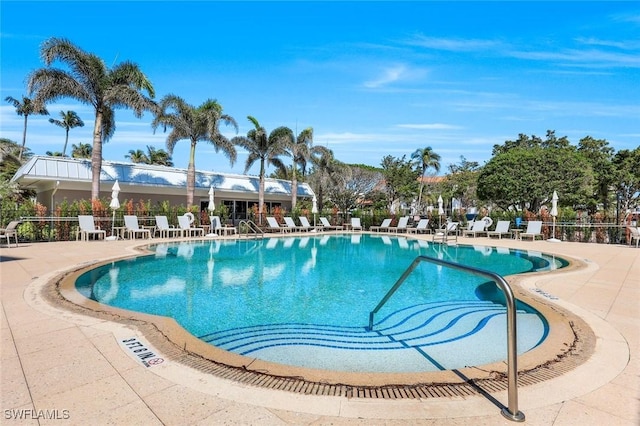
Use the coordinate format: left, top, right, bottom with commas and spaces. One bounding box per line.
11, 156, 314, 222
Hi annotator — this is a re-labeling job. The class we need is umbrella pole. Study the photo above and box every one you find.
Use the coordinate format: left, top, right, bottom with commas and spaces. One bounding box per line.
111, 210, 116, 239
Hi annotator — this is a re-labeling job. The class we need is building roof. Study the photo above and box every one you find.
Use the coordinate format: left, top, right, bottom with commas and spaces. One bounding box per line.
11, 156, 314, 197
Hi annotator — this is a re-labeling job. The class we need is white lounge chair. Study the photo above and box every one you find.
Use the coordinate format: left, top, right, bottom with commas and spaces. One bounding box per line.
520, 221, 543, 241
370, 218, 392, 232
433, 222, 459, 244
407, 218, 430, 234
0, 220, 21, 247
209, 215, 237, 236
319, 217, 343, 231
284, 216, 308, 232
124, 215, 152, 239
627, 226, 640, 248
487, 220, 511, 239
298, 216, 315, 231
266, 217, 288, 233
178, 214, 204, 237
77, 215, 106, 241
463, 220, 488, 238
155, 215, 181, 238
350, 217, 362, 232
389, 216, 410, 233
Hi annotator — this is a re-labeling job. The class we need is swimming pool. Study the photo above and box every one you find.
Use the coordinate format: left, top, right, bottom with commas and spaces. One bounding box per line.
75, 234, 566, 373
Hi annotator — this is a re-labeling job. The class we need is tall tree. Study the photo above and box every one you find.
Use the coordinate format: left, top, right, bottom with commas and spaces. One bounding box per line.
287, 127, 313, 210
28, 37, 155, 201
126, 149, 148, 163
71, 142, 92, 159
231, 116, 288, 224
477, 147, 593, 212
309, 147, 340, 212
0, 138, 29, 181
578, 136, 614, 212
411, 146, 441, 214
612, 147, 640, 218
4, 95, 49, 160
146, 145, 173, 166
381, 155, 420, 213
48, 110, 84, 156
152, 96, 237, 207
443, 156, 480, 210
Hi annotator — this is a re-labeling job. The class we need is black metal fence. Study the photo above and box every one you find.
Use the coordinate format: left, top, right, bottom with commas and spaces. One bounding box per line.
1, 209, 637, 245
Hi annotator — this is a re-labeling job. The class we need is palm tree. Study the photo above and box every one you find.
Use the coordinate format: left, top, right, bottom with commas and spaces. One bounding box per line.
48, 110, 84, 156
71, 142, 92, 159
146, 145, 173, 166
4, 96, 49, 161
152, 96, 237, 207
126, 149, 148, 163
411, 146, 441, 214
27, 37, 155, 201
232, 116, 289, 224
286, 127, 315, 210
309, 148, 341, 214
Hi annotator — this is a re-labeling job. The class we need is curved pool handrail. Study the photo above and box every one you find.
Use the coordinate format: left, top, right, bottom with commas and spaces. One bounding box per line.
368, 254, 525, 422
238, 220, 264, 239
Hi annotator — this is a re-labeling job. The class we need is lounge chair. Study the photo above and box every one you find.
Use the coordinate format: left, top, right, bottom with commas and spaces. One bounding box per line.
350, 217, 362, 232
0, 220, 21, 247
407, 218, 430, 234
370, 218, 392, 232
284, 216, 309, 232
627, 226, 640, 248
463, 220, 488, 238
266, 217, 289, 233
520, 221, 543, 241
210, 215, 237, 236
388, 216, 410, 233
178, 214, 205, 237
319, 217, 343, 231
155, 215, 181, 238
487, 220, 511, 239
124, 215, 152, 239
298, 216, 315, 231
433, 222, 459, 244
77, 215, 106, 241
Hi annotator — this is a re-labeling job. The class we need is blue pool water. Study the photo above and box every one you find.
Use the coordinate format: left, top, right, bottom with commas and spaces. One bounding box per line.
76, 234, 566, 373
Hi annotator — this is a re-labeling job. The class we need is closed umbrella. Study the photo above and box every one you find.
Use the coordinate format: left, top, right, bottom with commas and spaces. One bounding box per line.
107, 180, 120, 241
437, 195, 444, 228
549, 191, 560, 242
208, 186, 215, 212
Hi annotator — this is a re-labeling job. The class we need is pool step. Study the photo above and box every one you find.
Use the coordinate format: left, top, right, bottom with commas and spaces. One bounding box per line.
199, 300, 541, 357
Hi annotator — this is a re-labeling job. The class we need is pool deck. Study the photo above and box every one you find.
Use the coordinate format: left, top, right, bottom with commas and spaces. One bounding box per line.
1, 234, 638, 425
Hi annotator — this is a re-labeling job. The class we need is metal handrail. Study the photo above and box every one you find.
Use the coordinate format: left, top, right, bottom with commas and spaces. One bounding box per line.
368, 255, 525, 422
238, 220, 264, 239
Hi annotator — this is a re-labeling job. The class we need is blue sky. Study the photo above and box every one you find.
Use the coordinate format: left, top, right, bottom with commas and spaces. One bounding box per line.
1, 1, 639, 176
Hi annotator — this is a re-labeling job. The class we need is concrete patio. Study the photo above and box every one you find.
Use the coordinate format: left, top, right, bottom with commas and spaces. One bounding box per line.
1, 235, 638, 425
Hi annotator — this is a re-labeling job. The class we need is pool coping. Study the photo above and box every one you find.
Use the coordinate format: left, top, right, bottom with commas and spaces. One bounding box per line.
47, 238, 596, 399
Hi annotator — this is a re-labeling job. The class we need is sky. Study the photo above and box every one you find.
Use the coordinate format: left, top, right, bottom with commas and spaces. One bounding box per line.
1, 1, 639, 177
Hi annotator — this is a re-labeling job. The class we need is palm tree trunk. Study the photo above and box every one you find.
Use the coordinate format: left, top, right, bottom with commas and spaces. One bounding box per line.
63, 128, 70, 157
187, 140, 197, 207
291, 169, 298, 210
19, 115, 28, 161
91, 113, 103, 201
258, 160, 265, 225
